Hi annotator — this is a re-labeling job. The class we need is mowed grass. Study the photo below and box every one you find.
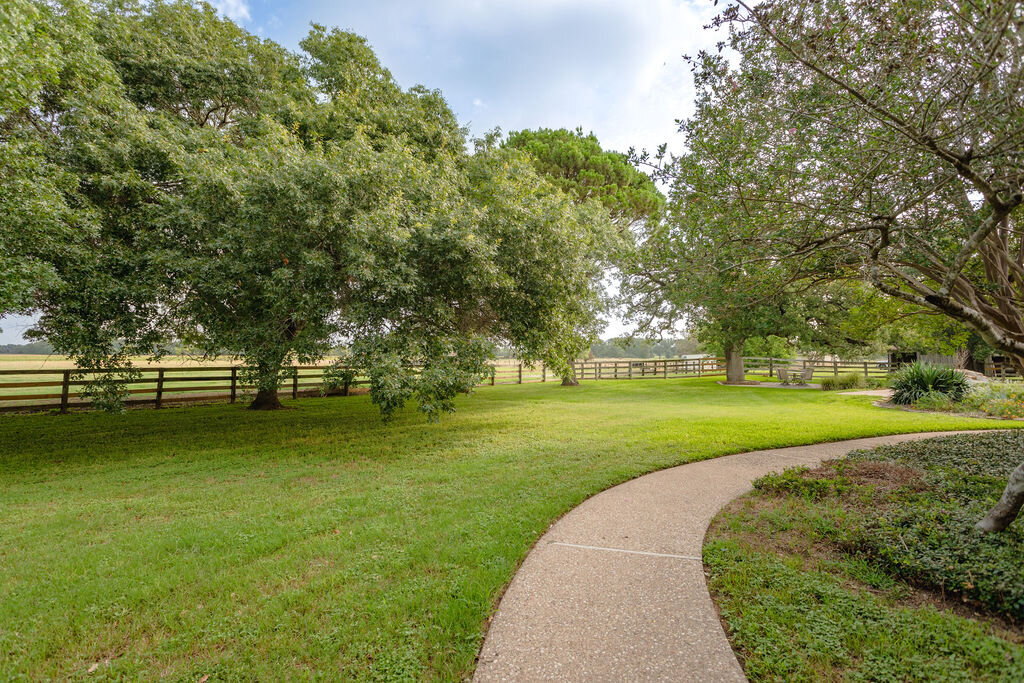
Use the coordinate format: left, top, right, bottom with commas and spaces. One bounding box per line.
1, 379, 1015, 680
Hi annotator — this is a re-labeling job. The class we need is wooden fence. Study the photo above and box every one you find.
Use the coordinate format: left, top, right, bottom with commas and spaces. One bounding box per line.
570, 357, 726, 381
7, 354, 1019, 413
742, 356, 896, 379
0, 365, 344, 413
0, 357, 726, 413
985, 360, 1022, 379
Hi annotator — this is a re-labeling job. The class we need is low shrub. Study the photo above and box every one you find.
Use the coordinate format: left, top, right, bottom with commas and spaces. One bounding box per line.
912, 390, 955, 412
753, 466, 848, 500
963, 382, 1024, 419
890, 362, 970, 405
845, 432, 1024, 618
867, 375, 891, 389
820, 372, 866, 391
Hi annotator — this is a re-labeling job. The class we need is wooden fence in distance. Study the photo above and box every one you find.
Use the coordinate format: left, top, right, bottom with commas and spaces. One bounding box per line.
742, 356, 896, 379
0, 357, 727, 413
985, 360, 1022, 379
0, 365, 342, 413
570, 357, 725, 381
9, 354, 1018, 413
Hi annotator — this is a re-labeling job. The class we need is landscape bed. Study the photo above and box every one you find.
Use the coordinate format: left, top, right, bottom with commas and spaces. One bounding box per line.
705, 431, 1024, 681
1, 379, 1018, 679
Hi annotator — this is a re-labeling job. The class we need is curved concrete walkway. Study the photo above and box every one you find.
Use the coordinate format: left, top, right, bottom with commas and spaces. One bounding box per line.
475, 431, 977, 682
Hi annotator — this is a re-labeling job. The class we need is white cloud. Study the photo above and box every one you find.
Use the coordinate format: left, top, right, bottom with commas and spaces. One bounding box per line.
0, 314, 39, 345
290, 0, 725, 157
212, 0, 251, 22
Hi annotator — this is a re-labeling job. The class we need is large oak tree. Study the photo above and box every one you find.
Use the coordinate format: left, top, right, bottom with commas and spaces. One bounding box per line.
2, 1, 614, 417
699, 0, 1024, 528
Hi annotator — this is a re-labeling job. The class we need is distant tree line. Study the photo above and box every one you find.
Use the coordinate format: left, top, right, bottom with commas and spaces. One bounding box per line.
0, 342, 55, 355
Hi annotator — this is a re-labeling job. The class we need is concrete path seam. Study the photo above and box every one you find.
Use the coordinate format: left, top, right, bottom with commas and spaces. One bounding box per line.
474, 431, 984, 682
549, 541, 703, 562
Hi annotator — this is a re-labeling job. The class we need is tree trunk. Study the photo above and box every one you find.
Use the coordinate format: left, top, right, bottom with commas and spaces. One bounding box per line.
561, 360, 579, 386
976, 460, 1024, 532
724, 341, 746, 384
248, 388, 283, 410
247, 356, 286, 410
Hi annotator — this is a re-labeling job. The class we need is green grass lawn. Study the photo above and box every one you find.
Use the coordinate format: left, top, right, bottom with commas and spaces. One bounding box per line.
1, 378, 1016, 679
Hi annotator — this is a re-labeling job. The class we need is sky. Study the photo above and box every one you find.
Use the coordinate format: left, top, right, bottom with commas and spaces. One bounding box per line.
0, 0, 725, 345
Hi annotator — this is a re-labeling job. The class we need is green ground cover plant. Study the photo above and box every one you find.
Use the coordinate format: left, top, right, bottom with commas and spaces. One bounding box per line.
706, 430, 1024, 681
0, 379, 1011, 679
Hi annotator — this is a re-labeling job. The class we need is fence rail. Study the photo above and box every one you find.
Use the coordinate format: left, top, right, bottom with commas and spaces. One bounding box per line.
0, 357, 726, 413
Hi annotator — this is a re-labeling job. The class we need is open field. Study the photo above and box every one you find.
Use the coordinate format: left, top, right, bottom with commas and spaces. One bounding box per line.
2, 378, 1016, 679
0, 354, 252, 371
0, 354, 675, 371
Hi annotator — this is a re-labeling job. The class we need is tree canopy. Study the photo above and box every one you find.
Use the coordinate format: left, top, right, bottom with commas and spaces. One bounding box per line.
703, 0, 1024, 369
1, 0, 613, 416
622, 92, 876, 381
650, 0, 1024, 528
505, 127, 664, 230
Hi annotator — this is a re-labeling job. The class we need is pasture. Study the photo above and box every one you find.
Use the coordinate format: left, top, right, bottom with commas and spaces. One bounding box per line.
1, 378, 1012, 679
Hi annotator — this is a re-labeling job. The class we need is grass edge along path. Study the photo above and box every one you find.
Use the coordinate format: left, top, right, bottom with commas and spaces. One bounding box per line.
2, 378, 1020, 679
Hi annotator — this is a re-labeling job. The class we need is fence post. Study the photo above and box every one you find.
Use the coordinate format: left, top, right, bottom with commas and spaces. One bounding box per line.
155, 369, 165, 409
698, 359, 703, 377
292, 367, 298, 399
863, 361, 869, 379
230, 367, 237, 403
833, 358, 839, 376
629, 362, 633, 380
769, 358, 774, 378
663, 360, 668, 379
60, 370, 70, 414
518, 363, 523, 384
